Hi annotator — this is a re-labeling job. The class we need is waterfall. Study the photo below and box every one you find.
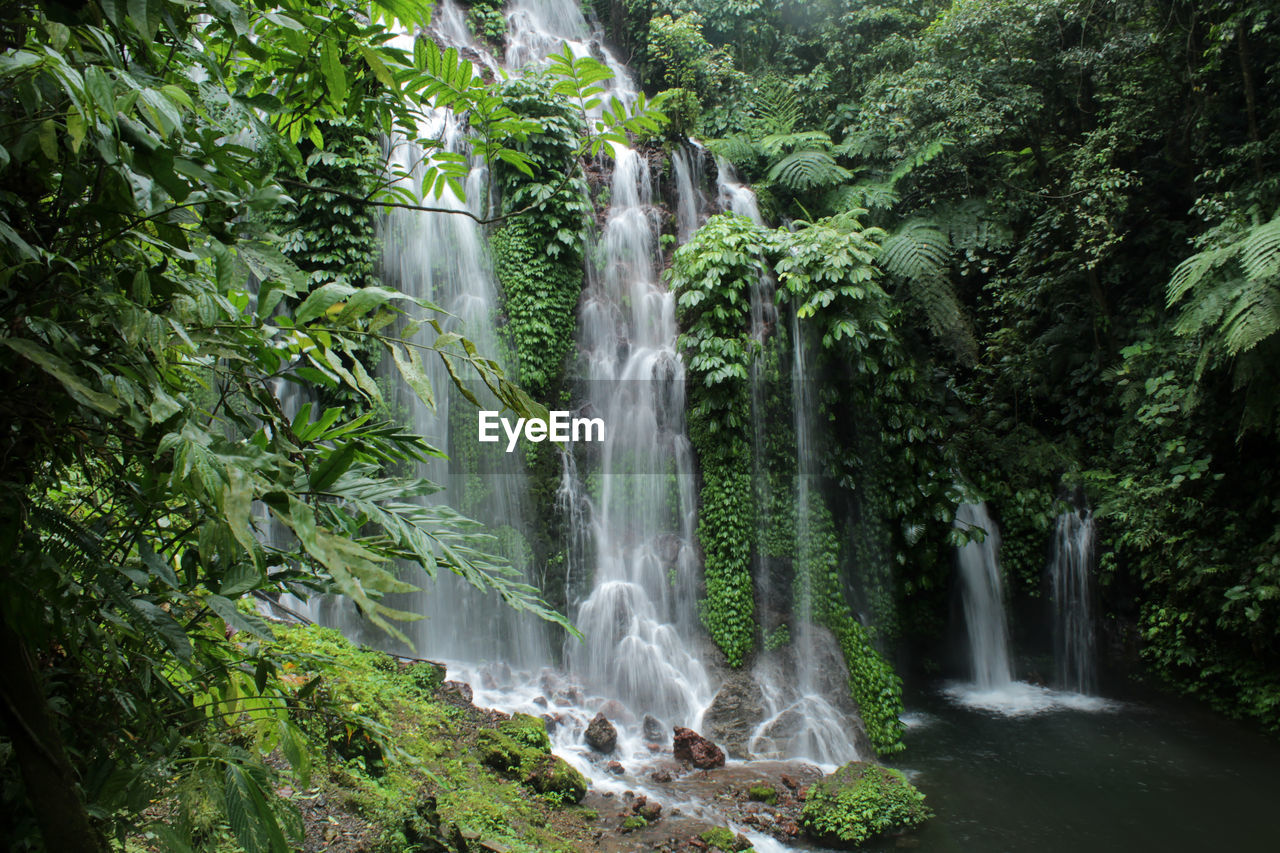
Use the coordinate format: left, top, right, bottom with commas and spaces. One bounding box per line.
954, 502, 1014, 689
562, 141, 712, 725
1050, 507, 1097, 694
671, 146, 707, 242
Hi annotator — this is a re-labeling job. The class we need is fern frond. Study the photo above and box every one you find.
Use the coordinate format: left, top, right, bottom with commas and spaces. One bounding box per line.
888, 136, 953, 186
752, 82, 800, 135
1168, 244, 1231, 304
767, 149, 852, 191
879, 220, 951, 280
759, 130, 831, 157
1239, 217, 1280, 282
938, 199, 1013, 250
1169, 210, 1280, 361
704, 134, 760, 170
31, 503, 103, 573
907, 272, 978, 363
826, 183, 898, 214
1222, 274, 1280, 356
832, 130, 884, 160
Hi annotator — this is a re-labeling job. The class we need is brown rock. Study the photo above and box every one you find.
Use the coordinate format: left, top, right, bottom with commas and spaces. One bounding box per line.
672, 726, 726, 769
586, 712, 618, 753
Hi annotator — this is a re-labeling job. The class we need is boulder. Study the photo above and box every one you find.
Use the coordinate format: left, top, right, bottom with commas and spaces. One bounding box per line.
701, 673, 766, 759
585, 712, 618, 753
439, 680, 473, 705
672, 726, 725, 769
642, 713, 666, 744
524, 755, 587, 804
800, 761, 930, 848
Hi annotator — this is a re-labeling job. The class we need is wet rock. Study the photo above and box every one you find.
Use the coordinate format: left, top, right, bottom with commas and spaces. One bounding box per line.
650, 768, 673, 783
672, 726, 725, 769
643, 713, 666, 743
633, 796, 662, 822
606, 761, 625, 775
585, 712, 618, 753
532, 696, 547, 708
598, 699, 636, 726
702, 673, 766, 759
439, 680, 473, 705
523, 755, 587, 804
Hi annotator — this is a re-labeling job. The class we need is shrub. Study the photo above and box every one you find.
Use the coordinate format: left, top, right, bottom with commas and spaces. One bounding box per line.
800, 762, 930, 847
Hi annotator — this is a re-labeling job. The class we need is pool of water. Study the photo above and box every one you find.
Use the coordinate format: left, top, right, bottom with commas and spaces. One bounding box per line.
865, 683, 1280, 852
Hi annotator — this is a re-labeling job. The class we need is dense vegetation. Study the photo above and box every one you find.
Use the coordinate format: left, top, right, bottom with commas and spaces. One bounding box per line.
0, 1, 655, 849
4, 0, 1280, 848
603, 0, 1280, 731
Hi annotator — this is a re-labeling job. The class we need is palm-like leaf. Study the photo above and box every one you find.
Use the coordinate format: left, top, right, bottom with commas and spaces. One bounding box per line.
767, 149, 853, 191
1169, 211, 1280, 357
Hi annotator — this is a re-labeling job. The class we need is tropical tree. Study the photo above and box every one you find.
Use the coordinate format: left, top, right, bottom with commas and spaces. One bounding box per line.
0, 0, 664, 847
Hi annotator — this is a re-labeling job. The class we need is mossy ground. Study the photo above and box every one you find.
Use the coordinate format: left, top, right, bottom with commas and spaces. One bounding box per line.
252, 625, 598, 852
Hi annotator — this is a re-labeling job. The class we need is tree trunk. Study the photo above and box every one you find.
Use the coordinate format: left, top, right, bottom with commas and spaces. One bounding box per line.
0, 591, 104, 852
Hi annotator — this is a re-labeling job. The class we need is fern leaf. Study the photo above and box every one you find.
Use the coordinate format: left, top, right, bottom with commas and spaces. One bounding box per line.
759, 130, 831, 157
888, 136, 953, 186
1168, 244, 1230, 304
879, 220, 951, 280
1239, 217, 1280, 282
752, 82, 800, 134
767, 149, 852, 191
827, 182, 898, 213
1222, 275, 1280, 356
908, 273, 978, 363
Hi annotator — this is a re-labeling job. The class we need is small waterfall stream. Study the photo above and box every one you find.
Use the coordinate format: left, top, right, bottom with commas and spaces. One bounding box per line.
947, 501, 1114, 714
954, 502, 1014, 689
1050, 507, 1097, 694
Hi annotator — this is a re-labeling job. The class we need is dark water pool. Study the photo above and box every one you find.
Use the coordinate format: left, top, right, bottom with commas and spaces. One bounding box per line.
865, 683, 1280, 852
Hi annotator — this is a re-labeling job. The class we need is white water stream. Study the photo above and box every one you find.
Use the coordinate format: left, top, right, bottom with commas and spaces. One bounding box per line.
947, 502, 1113, 715
1050, 506, 1098, 694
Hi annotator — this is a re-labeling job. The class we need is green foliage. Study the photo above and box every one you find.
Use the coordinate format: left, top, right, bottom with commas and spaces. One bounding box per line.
800, 761, 931, 847
269, 625, 587, 850
464, 0, 508, 45
747, 784, 778, 805
763, 623, 791, 651
0, 1, 580, 847
646, 12, 742, 104
673, 214, 771, 665
699, 825, 741, 851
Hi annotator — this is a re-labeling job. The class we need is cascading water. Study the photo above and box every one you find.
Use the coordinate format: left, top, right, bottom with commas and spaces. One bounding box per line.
562, 140, 712, 726
380, 106, 549, 667
946, 502, 1115, 714
1050, 506, 1097, 694
710, 157, 858, 765
954, 502, 1014, 689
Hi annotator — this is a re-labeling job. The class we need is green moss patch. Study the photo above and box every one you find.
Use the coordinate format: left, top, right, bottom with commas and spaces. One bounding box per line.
800, 761, 930, 848
270, 625, 590, 852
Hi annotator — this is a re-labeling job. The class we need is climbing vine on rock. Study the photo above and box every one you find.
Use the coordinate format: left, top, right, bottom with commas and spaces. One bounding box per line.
489, 74, 591, 401
673, 214, 771, 665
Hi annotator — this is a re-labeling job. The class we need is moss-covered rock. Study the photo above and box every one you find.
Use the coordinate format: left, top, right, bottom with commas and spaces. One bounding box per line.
524, 755, 587, 804
699, 825, 752, 851
800, 761, 930, 848
499, 713, 552, 753
477, 729, 530, 774
747, 783, 777, 805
